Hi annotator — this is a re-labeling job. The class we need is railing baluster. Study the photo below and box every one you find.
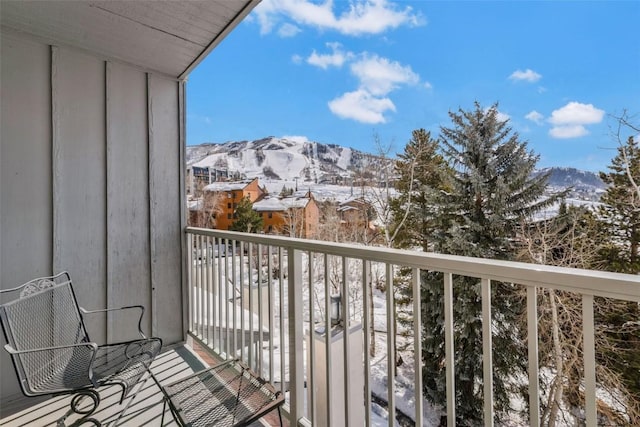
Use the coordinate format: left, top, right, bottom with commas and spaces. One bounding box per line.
527, 285, 540, 426
268, 245, 275, 383
217, 236, 223, 353
232, 240, 237, 358
444, 272, 456, 427
188, 233, 193, 332
481, 278, 494, 427
248, 242, 254, 371
308, 251, 316, 425
363, 260, 372, 427
342, 256, 350, 427
240, 241, 245, 363
204, 235, 210, 346
412, 267, 423, 426
258, 243, 264, 376
386, 263, 395, 427
196, 235, 202, 339
583, 294, 597, 427
225, 238, 230, 358
324, 253, 332, 425
279, 247, 286, 395
288, 247, 304, 424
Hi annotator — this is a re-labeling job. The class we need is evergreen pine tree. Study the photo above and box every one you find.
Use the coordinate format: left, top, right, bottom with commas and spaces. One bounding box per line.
598, 135, 640, 273
391, 129, 451, 252
230, 198, 263, 233
421, 102, 562, 424
596, 135, 640, 410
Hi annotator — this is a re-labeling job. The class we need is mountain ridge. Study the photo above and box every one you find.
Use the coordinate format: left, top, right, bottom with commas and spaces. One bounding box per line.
187, 137, 606, 200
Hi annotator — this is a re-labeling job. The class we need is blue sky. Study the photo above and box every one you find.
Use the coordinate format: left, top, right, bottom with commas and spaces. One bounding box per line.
186, 0, 640, 172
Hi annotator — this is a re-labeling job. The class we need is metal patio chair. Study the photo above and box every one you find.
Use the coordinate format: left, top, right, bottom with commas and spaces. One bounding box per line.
0, 272, 162, 426
158, 358, 284, 427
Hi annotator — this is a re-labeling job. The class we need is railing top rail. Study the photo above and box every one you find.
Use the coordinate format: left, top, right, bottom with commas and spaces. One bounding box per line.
186, 227, 640, 301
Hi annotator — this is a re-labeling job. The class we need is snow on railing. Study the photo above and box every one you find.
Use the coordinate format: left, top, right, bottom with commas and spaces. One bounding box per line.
185, 227, 640, 427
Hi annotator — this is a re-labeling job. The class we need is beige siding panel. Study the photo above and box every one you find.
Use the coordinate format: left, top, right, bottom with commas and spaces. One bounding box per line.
148, 75, 182, 344
106, 62, 152, 343
0, 32, 52, 407
51, 47, 107, 343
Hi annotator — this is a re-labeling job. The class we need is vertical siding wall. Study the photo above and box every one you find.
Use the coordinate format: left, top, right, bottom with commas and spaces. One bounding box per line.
0, 31, 184, 404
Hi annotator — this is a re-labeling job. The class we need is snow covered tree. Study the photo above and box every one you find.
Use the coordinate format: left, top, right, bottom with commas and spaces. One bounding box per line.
598, 135, 640, 273
595, 118, 640, 414
421, 102, 562, 424
391, 128, 451, 252
230, 198, 263, 233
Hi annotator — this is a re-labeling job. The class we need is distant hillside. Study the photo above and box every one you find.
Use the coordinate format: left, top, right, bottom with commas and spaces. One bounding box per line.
187, 138, 607, 203
534, 167, 606, 201
187, 136, 390, 185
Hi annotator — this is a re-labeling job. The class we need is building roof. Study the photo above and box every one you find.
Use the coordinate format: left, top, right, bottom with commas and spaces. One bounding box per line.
252, 197, 286, 212
203, 179, 256, 192
0, 0, 260, 79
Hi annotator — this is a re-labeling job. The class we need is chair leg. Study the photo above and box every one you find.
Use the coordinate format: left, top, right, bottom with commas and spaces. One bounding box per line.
112, 370, 155, 426
278, 407, 283, 427
56, 389, 102, 427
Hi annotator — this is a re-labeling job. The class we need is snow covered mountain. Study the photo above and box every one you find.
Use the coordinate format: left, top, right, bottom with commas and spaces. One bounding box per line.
187, 137, 607, 202
187, 136, 388, 185
534, 167, 606, 201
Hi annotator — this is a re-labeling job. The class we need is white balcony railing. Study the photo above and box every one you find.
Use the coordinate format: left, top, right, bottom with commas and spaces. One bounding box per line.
185, 227, 640, 427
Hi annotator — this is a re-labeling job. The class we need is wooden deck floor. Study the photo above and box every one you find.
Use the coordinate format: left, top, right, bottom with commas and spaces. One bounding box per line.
0, 343, 282, 426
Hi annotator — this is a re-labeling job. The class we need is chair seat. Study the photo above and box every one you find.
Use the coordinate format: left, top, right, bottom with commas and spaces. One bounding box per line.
93, 338, 162, 398
162, 359, 283, 427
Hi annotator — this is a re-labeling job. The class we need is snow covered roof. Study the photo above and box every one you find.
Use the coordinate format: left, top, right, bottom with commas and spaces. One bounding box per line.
203, 180, 256, 192
253, 197, 286, 212
281, 197, 310, 209
187, 198, 203, 211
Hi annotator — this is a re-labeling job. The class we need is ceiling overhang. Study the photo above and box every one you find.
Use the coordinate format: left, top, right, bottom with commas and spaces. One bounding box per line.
0, 0, 261, 79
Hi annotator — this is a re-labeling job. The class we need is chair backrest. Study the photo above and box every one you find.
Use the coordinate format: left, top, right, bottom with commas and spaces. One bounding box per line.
0, 272, 89, 395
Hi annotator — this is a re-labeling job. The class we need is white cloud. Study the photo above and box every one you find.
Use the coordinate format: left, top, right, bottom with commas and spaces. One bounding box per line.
303, 47, 422, 124
484, 107, 510, 123
424, 81, 433, 90
291, 54, 303, 64
328, 89, 396, 124
496, 111, 510, 123
254, 0, 424, 37
350, 54, 420, 96
278, 22, 301, 37
549, 125, 589, 139
307, 42, 353, 69
509, 68, 542, 83
525, 110, 544, 125
548, 102, 605, 125
548, 102, 604, 139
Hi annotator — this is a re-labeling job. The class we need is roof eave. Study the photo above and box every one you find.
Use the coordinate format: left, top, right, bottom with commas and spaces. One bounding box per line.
179, 0, 261, 80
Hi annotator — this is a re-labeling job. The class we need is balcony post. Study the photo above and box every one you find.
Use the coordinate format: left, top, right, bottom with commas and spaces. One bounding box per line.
481, 278, 494, 427
288, 247, 304, 424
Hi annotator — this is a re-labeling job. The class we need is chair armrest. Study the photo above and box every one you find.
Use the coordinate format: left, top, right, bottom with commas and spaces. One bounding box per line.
4, 342, 100, 391
80, 305, 147, 338
4, 342, 98, 355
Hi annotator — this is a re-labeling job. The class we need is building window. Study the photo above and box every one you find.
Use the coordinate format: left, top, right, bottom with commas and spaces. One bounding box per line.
227, 203, 231, 209
233, 203, 237, 209
268, 212, 273, 219
232, 192, 236, 199
233, 213, 238, 219
268, 225, 273, 233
